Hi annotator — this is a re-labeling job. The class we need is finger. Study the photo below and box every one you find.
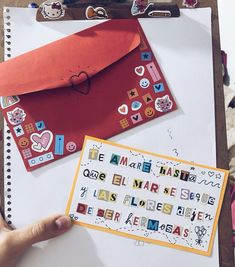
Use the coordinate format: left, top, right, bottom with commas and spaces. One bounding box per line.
12, 214, 72, 249
0, 210, 12, 230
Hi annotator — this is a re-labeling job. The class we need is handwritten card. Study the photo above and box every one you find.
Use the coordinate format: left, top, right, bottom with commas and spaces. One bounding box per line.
66, 136, 228, 256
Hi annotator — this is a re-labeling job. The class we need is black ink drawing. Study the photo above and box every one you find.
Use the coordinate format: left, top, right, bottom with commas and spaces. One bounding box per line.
195, 226, 207, 245
167, 128, 173, 140
208, 171, 215, 177
129, 150, 146, 161
172, 148, 179, 156
93, 142, 103, 150
80, 186, 88, 198
81, 160, 92, 167
197, 179, 220, 188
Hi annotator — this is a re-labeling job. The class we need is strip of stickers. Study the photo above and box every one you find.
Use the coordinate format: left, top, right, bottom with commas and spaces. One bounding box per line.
66, 136, 228, 256
0, 97, 77, 169
37, 1, 180, 21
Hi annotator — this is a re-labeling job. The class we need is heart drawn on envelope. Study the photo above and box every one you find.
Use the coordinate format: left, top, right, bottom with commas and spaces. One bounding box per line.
30, 130, 53, 153
70, 71, 91, 95
134, 66, 145, 76
118, 104, 128, 115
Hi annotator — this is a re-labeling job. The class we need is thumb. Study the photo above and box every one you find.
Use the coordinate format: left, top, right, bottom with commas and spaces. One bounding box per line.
12, 214, 72, 249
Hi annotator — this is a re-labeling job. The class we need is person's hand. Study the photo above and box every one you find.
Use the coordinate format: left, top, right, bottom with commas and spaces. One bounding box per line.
0, 213, 72, 267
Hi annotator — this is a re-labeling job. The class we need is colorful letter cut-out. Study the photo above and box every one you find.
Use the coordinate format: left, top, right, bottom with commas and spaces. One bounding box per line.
66, 136, 228, 256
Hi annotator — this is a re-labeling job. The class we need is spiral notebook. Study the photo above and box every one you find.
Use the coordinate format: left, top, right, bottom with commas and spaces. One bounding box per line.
3, 7, 220, 267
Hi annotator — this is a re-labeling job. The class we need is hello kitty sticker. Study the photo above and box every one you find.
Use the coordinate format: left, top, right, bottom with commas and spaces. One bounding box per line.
155, 95, 173, 113
40, 1, 65, 20
7, 107, 26, 125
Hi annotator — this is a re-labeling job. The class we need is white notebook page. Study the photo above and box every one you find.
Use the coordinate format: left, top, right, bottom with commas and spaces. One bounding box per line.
3, 7, 219, 267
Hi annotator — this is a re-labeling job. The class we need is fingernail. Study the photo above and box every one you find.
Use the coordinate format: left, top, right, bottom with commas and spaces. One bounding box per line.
55, 216, 72, 230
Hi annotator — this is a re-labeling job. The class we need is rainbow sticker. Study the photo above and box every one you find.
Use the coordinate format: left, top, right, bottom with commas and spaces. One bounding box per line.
0, 96, 20, 109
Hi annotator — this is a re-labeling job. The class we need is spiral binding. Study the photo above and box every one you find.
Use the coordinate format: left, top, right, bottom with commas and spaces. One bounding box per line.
3, 8, 12, 225
4, 125, 12, 225
4, 8, 12, 59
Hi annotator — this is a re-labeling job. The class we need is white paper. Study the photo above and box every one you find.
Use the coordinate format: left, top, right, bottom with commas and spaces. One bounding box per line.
67, 137, 227, 255
4, 7, 219, 267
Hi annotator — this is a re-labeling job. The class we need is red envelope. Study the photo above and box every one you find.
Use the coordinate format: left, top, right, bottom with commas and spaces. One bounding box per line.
0, 19, 177, 171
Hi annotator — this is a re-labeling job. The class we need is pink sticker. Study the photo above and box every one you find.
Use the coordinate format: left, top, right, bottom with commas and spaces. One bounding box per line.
182, 0, 198, 8
66, 141, 77, 152
146, 62, 161, 82
131, 113, 143, 124
30, 130, 53, 153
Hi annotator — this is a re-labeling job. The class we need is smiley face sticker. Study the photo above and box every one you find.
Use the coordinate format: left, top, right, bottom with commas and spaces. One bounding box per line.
144, 107, 155, 118
139, 78, 150, 89
19, 137, 29, 148
66, 141, 77, 153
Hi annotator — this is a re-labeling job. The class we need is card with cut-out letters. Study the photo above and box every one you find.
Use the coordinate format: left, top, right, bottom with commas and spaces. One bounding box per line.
66, 136, 228, 256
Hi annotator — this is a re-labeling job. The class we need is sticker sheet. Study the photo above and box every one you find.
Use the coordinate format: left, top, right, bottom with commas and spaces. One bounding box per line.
0, 19, 177, 171
66, 136, 228, 256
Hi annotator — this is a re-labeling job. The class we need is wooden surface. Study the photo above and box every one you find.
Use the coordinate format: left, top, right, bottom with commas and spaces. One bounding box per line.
0, 1, 233, 266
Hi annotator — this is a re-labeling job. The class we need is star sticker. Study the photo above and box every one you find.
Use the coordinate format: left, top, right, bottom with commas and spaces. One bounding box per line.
141, 52, 151, 61
130, 91, 135, 96
16, 127, 22, 133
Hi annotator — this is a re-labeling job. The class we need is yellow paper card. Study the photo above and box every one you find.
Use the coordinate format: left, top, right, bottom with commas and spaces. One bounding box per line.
66, 136, 228, 256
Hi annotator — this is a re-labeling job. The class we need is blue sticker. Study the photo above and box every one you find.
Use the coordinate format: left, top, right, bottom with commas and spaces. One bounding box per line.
13, 125, 24, 137
153, 83, 165, 93
141, 52, 152, 61
28, 152, 54, 167
131, 101, 142, 111
35, 121, 46, 131
55, 135, 65, 155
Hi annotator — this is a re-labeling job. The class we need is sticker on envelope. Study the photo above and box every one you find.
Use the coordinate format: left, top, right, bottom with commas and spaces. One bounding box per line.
66, 136, 228, 256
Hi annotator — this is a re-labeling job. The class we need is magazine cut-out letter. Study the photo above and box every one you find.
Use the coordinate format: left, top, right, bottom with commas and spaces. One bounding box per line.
66, 136, 228, 256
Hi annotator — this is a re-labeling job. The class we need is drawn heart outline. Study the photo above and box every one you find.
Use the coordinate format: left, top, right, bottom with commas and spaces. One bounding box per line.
70, 71, 91, 95
208, 171, 215, 177
30, 130, 53, 152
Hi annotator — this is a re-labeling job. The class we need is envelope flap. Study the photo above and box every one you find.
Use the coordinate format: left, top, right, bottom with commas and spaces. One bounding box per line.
0, 19, 141, 96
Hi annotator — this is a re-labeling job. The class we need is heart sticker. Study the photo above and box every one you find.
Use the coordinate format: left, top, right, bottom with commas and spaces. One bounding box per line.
31, 130, 53, 153
118, 104, 128, 115
135, 66, 145, 76
131, 101, 142, 111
